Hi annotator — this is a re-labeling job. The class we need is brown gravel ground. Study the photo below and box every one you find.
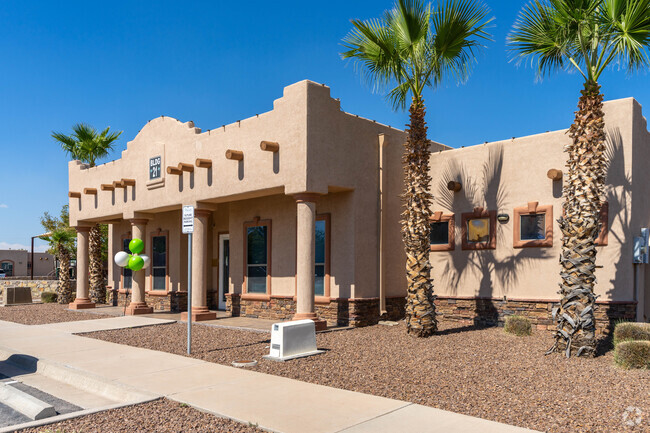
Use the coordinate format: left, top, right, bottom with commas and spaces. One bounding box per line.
18, 398, 265, 433
0, 304, 112, 325
82, 321, 650, 433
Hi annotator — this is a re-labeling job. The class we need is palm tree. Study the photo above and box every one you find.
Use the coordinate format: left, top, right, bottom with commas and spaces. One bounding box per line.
342, 0, 492, 336
42, 229, 75, 304
508, 0, 650, 357
53, 123, 122, 304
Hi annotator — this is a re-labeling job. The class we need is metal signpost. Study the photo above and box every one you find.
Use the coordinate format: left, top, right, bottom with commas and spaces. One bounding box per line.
182, 205, 194, 354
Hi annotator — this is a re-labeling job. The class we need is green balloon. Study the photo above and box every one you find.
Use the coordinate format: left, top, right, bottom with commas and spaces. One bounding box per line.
129, 238, 144, 254
128, 255, 144, 272
124, 259, 131, 270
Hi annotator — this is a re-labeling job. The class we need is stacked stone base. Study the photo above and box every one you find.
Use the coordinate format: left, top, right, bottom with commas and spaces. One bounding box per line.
225, 294, 405, 327
111, 289, 188, 313
434, 297, 637, 335
225, 293, 635, 333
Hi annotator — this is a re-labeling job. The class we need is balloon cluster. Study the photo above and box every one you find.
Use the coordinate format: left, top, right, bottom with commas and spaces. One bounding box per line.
114, 238, 150, 272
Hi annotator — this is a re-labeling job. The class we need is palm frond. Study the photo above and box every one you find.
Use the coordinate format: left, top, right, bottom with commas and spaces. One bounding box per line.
599, 0, 650, 73
429, 0, 493, 86
342, 0, 492, 110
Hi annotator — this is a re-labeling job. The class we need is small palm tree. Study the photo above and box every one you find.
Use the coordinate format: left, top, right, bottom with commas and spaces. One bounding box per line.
342, 0, 492, 336
53, 123, 122, 304
43, 229, 75, 304
508, 0, 650, 357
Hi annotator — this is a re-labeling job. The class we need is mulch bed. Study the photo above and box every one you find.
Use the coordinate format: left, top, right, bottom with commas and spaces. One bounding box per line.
82, 321, 650, 433
18, 398, 264, 432
0, 304, 112, 325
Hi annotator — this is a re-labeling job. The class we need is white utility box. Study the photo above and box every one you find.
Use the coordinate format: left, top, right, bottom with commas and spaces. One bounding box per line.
263, 319, 324, 362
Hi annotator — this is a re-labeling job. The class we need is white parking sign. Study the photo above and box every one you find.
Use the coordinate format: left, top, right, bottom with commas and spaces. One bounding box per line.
182, 206, 194, 234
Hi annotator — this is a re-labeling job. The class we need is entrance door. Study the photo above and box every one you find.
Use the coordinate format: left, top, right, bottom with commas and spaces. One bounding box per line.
218, 234, 230, 310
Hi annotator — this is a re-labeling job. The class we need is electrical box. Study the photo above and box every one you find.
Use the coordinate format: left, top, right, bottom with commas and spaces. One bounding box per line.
263, 319, 324, 362
633, 228, 649, 264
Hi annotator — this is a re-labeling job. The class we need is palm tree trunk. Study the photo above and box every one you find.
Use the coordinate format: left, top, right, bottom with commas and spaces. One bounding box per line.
549, 81, 606, 357
402, 97, 437, 337
89, 224, 105, 304
57, 246, 73, 304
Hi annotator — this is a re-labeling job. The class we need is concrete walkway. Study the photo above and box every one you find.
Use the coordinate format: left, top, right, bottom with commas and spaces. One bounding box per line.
0, 317, 541, 433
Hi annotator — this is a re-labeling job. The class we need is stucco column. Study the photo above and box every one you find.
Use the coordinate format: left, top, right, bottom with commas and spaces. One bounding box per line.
181, 209, 216, 322
125, 219, 153, 315
69, 226, 95, 310
293, 194, 326, 330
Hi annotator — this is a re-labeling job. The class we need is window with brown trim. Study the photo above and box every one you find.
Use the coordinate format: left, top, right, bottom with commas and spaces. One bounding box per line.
429, 212, 455, 251
149, 230, 168, 292
315, 214, 330, 297
513, 202, 553, 248
244, 219, 271, 295
461, 208, 496, 250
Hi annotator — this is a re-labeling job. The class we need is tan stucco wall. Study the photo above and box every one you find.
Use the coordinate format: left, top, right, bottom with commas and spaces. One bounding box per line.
0, 250, 55, 277
419, 98, 644, 306
69, 79, 649, 320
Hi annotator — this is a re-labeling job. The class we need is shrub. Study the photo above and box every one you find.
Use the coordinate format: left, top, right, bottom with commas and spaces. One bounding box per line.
613, 322, 650, 346
504, 315, 532, 336
614, 340, 650, 369
41, 292, 58, 303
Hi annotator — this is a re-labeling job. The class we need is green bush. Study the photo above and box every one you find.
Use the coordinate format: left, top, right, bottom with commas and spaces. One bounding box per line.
614, 340, 650, 369
41, 292, 58, 303
613, 322, 650, 346
504, 315, 532, 336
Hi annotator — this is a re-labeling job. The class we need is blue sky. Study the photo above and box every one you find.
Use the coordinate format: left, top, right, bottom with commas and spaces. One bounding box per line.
0, 0, 648, 252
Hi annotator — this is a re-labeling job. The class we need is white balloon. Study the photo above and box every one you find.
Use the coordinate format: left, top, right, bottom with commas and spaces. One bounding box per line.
141, 255, 151, 269
114, 251, 129, 267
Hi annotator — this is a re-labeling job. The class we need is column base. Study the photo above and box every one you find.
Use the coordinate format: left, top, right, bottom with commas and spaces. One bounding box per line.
181, 307, 217, 322
69, 298, 95, 310
292, 313, 327, 331
125, 302, 154, 315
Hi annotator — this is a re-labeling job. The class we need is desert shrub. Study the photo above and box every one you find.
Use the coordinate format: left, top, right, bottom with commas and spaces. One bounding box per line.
614, 340, 650, 369
613, 322, 650, 346
504, 315, 532, 336
41, 292, 58, 303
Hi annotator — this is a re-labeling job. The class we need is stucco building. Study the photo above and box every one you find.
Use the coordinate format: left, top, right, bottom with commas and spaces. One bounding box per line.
67, 80, 649, 332
0, 250, 55, 277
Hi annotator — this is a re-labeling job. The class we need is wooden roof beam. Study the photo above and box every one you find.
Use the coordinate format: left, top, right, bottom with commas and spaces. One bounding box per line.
167, 166, 182, 175
178, 163, 194, 173
83, 188, 97, 195
260, 141, 279, 152
68, 191, 81, 198
195, 158, 212, 168
225, 149, 243, 161
100, 184, 115, 191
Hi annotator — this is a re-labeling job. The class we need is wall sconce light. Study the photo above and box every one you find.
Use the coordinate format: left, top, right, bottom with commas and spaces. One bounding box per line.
447, 181, 462, 192
497, 214, 510, 223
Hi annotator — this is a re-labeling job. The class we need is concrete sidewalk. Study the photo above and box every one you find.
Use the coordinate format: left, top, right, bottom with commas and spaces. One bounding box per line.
0, 318, 541, 433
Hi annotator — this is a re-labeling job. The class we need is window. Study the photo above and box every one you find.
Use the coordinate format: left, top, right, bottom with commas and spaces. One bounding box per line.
151, 234, 167, 291
0, 261, 13, 276
520, 214, 545, 240
315, 215, 330, 297
461, 208, 496, 250
122, 238, 132, 289
244, 220, 271, 294
513, 202, 553, 248
468, 218, 490, 243
429, 212, 455, 251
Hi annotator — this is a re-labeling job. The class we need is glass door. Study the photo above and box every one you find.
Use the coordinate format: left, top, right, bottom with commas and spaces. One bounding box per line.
218, 234, 230, 310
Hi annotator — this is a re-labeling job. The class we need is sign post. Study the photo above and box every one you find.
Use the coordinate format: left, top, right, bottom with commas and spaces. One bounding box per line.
182, 205, 195, 354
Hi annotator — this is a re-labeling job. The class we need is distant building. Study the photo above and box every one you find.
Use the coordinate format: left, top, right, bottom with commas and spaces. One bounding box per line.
0, 249, 56, 277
